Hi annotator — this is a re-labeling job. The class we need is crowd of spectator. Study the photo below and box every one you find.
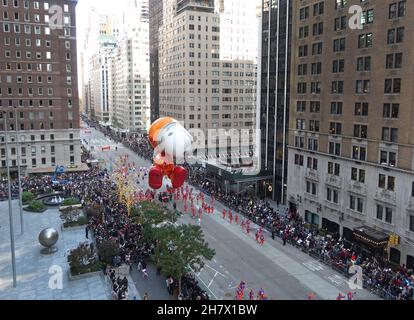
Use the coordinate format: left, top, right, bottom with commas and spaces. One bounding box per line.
108, 267, 129, 300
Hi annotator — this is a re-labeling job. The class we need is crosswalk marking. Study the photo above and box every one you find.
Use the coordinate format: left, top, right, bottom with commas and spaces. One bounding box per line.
327, 274, 347, 286
302, 261, 324, 272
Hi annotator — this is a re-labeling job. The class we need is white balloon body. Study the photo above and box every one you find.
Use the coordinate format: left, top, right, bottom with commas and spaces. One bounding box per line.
156, 121, 193, 163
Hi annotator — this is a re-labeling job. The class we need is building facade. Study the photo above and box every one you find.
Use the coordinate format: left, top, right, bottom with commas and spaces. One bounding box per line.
80, 6, 120, 120
89, 36, 117, 123
287, 0, 414, 267
149, 0, 163, 123
0, 0, 81, 175
258, 0, 292, 203
109, 1, 150, 133
157, 0, 258, 162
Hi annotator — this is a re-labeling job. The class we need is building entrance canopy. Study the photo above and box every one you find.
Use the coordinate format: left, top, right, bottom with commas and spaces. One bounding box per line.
353, 226, 389, 248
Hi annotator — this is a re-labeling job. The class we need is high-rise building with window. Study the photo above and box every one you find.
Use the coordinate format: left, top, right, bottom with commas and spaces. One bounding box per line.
109, 0, 150, 133
156, 0, 259, 177
90, 37, 117, 124
149, 0, 163, 123
0, 0, 81, 175
287, 0, 414, 267
256, 0, 292, 203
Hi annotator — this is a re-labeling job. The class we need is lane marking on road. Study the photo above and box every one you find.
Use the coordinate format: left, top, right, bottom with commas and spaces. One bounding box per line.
196, 268, 203, 277
188, 266, 219, 300
327, 274, 347, 286
204, 264, 226, 278
302, 261, 325, 272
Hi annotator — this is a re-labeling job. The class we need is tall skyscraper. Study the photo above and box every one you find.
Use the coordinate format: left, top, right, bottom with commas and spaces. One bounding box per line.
80, 6, 120, 120
157, 0, 258, 165
287, 0, 413, 267
109, 0, 150, 133
149, 0, 163, 123
257, 0, 292, 203
0, 0, 81, 174
90, 36, 118, 123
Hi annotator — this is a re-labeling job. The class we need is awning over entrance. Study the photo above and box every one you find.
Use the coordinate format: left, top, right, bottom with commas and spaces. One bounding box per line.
27, 163, 90, 175
353, 226, 389, 248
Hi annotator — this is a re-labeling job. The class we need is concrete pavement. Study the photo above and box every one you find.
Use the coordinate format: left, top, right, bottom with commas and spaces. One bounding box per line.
0, 201, 109, 300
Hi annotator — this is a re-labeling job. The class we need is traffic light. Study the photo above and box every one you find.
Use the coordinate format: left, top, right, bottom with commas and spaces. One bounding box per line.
394, 235, 400, 245
389, 234, 395, 246
388, 234, 400, 246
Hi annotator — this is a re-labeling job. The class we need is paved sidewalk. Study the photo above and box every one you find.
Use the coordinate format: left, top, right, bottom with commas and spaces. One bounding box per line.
130, 263, 174, 300
0, 200, 108, 300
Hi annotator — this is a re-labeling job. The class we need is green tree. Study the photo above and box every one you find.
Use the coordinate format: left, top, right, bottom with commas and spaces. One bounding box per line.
22, 191, 35, 204
152, 224, 215, 294
97, 239, 120, 266
131, 201, 182, 242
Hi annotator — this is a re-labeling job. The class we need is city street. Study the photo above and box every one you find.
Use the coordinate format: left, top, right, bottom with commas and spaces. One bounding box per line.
81, 125, 380, 300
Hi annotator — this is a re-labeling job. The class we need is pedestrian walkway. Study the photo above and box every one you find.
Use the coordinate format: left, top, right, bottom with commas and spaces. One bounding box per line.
264, 198, 288, 216
0, 200, 108, 300
129, 263, 173, 300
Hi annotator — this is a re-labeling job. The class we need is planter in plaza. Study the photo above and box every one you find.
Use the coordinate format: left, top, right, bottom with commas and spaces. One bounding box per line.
67, 242, 103, 281
68, 268, 102, 282
60, 207, 88, 231
22, 191, 35, 205
61, 221, 88, 232
59, 204, 83, 212
61, 197, 81, 207
23, 200, 47, 213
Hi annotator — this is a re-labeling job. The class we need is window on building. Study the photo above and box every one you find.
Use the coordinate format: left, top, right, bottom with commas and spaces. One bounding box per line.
351, 168, 366, 183
377, 205, 393, 224
358, 33, 373, 48
328, 162, 340, 176
380, 151, 397, 167
355, 102, 369, 116
327, 188, 339, 204
383, 103, 399, 118
350, 196, 364, 214
352, 146, 367, 161
378, 174, 396, 191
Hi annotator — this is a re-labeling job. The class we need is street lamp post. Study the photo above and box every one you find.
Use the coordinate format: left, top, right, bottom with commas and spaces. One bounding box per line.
14, 107, 24, 235
2, 112, 17, 287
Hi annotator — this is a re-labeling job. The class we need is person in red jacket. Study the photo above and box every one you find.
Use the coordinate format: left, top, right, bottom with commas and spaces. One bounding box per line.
336, 293, 346, 300
347, 292, 356, 300
222, 208, 226, 220
241, 220, 246, 231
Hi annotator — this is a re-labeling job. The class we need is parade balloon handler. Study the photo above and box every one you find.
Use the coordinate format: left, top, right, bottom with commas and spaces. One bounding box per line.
148, 117, 194, 190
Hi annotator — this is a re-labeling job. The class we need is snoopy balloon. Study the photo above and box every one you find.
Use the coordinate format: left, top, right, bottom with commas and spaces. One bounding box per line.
148, 117, 193, 189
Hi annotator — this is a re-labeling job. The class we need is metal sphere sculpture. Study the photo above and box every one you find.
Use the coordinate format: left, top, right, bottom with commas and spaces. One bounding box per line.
38, 228, 59, 254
